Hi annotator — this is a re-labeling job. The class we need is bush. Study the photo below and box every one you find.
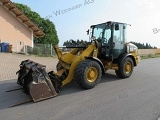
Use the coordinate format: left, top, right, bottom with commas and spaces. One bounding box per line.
32, 46, 42, 55
148, 54, 155, 58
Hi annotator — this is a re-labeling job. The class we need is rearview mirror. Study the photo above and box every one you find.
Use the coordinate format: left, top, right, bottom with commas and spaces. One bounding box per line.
115, 24, 119, 30
86, 29, 89, 35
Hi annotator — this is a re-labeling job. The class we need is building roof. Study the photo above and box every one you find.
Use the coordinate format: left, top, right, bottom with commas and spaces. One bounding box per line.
0, 0, 44, 37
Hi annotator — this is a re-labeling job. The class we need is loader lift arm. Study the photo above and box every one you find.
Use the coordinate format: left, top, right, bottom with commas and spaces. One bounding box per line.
53, 41, 99, 86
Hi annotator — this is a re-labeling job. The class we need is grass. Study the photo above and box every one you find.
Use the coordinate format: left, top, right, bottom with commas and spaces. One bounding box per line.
140, 54, 160, 60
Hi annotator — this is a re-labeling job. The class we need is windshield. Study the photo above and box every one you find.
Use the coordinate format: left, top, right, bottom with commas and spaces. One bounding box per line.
91, 23, 111, 45
92, 24, 106, 39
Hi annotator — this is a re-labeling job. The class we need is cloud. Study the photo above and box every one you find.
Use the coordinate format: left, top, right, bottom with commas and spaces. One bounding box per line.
136, 0, 156, 8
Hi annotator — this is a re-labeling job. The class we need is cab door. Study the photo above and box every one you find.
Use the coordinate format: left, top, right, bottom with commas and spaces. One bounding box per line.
102, 27, 111, 58
112, 23, 126, 58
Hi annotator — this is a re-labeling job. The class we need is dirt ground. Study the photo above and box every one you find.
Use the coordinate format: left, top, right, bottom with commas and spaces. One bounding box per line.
0, 53, 58, 81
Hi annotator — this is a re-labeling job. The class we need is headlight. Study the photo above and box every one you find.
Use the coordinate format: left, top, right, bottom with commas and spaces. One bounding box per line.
127, 43, 138, 53
129, 46, 137, 52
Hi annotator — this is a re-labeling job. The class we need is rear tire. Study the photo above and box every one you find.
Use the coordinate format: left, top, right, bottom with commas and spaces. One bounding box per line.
75, 59, 102, 89
115, 57, 133, 78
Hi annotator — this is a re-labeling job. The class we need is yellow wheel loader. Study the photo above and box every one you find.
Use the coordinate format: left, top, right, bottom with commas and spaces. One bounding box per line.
12, 21, 140, 105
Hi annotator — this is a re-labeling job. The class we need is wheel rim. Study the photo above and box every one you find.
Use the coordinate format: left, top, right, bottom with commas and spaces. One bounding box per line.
86, 67, 98, 82
124, 61, 132, 74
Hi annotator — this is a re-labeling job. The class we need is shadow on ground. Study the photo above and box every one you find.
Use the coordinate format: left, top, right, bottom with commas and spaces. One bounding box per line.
0, 79, 31, 110
59, 72, 121, 96
0, 72, 121, 110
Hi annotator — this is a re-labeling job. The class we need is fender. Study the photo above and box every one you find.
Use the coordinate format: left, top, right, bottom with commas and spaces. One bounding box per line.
118, 53, 136, 66
85, 57, 105, 74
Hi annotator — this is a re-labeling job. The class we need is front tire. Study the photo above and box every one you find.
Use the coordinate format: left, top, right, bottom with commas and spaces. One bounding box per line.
75, 59, 102, 89
116, 57, 133, 78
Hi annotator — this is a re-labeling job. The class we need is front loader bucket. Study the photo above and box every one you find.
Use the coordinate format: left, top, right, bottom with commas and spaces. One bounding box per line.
16, 60, 57, 102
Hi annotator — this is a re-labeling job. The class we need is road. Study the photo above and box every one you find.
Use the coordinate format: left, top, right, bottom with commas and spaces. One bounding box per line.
0, 54, 160, 120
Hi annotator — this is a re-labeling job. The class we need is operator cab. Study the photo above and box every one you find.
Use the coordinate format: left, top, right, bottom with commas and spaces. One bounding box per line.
90, 21, 128, 59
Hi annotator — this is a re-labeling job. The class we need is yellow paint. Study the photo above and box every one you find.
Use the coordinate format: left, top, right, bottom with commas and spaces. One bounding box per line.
54, 45, 62, 60
52, 69, 65, 77
124, 61, 132, 74
61, 43, 97, 86
86, 67, 98, 82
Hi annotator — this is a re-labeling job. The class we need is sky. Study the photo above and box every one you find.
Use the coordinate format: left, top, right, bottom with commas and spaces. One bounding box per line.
11, 0, 160, 48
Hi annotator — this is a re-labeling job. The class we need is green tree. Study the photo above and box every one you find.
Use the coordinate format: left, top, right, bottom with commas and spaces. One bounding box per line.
130, 41, 157, 49
14, 3, 59, 45
146, 43, 149, 49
